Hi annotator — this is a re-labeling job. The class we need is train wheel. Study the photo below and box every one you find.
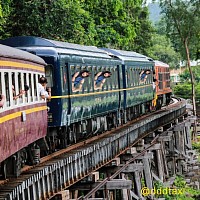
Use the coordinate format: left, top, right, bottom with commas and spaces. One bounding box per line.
59, 126, 68, 148
166, 93, 171, 105
0, 152, 22, 179
0, 161, 7, 179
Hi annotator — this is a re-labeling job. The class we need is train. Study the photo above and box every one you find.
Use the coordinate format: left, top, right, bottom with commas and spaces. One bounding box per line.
0, 44, 47, 178
0, 36, 172, 178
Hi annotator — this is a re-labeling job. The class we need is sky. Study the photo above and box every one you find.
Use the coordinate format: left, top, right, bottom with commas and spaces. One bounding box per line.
146, 0, 158, 4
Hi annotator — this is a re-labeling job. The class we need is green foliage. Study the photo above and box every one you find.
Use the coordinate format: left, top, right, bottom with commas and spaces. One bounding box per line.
173, 66, 200, 101
141, 177, 146, 187
4, 0, 97, 44
192, 142, 200, 153
0, 0, 155, 54
173, 81, 200, 101
180, 66, 200, 83
0, 0, 12, 38
159, 0, 200, 61
148, 33, 180, 68
173, 176, 186, 188
133, 6, 155, 55
154, 176, 200, 200
83, 0, 144, 50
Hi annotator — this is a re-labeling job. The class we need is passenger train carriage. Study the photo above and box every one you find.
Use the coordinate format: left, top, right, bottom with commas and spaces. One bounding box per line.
101, 48, 155, 121
154, 60, 172, 109
0, 44, 47, 177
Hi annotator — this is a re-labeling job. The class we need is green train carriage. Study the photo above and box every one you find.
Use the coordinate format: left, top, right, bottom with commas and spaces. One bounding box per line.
101, 48, 155, 122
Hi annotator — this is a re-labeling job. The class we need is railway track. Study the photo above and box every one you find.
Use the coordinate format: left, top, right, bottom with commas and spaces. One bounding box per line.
0, 99, 186, 200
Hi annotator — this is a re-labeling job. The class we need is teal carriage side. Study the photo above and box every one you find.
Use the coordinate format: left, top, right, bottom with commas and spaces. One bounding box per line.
101, 48, 155, 120
56, 44, 121, 142
0, 36, 121, 147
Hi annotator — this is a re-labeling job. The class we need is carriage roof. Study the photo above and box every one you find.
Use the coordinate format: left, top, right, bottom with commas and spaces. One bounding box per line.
0, 44, 46, 65
100, 48, 153, 63
0, 36, 112, 59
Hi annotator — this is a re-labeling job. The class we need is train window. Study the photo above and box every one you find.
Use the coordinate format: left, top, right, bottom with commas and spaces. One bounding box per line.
0, 73, 1, 95
4, 72, 10, 107
28, 73, 33, 102
0, 72, 6, 109
60, 60, 67, 93
32, 73, 35, 102
115, 67, 118, 89
81, 66, 87, 93
111, 67, 114, 90
133, 69, 137, 86
158, 72, 163, 90
37, 74, 40, 100
0, 72, 2, 109
70, 65, 75, 74
113, 67, 117, 89
79, 66, 85, 93
33, 74, 38, 101
71, 65, 91, 93
147, 69, 152, 84
140, 69, 151, 85
16, 72, 22, 104
87, 66, 92, 92
94, 66, 101, 91
45, 64, 53, 87
23, 73, 29, 103
70, 65, 75, 92
135, 67, 139, 86
137, 68, 140, 86
130, 68, 134, 87
61, 66, 65, 92
94, 66, 112, 91
134, 69, 137, 86
133, 68, 136, 86
132, 69, 135, 86
127, 68, 130, 87
105, 67, 112, 90
128, 68, 131, 87
18, 72, 22, 89
101, 66, 107, 91
139, 68, 143, 85
12, 73, 17, 105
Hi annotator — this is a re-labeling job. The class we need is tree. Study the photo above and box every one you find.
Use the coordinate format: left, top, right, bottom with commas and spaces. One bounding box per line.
159, 0, 200, 139
133, 5, 155, 55
83, 0, 136, 49
4, 0, 97, 45
3, 0, 155, 53
0, 0, 12, 38
82, 0, 154, 53
179, 66, 200, 83
148, 33, 180, 68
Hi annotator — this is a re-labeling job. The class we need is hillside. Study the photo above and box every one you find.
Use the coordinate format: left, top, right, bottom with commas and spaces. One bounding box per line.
148, 2, 162, 24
